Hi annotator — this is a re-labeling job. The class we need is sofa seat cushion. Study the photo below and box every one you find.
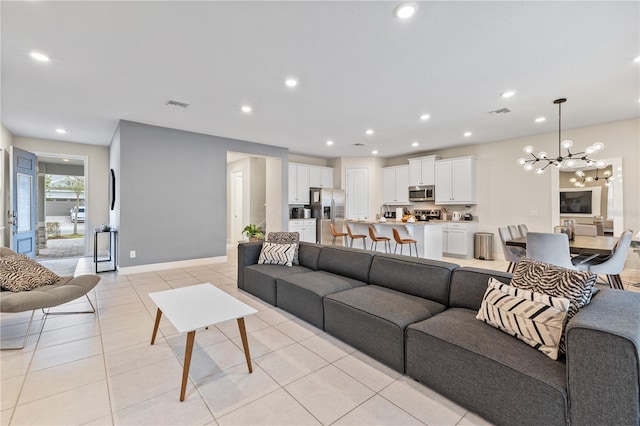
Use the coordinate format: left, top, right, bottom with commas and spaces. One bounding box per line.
243, 264, 312, 306
276, 271, 367, 329
406, 308, 568, 426
324, 285, 446, 372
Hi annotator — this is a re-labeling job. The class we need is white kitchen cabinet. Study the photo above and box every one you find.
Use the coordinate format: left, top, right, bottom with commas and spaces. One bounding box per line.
434, 156, 476, 204
382, 165, 409, 204
442, 221, 478, 258
288, 219, 317, 243
409, 155, 438, 186
321, 167, 334, 188
288, 163, 311, 204
309, 166, 334, 188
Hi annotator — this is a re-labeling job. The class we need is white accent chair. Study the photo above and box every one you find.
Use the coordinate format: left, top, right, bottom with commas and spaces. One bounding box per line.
498, 226, 525, 273
518, 224, 529, 237
573, 230, 633, 290
526, 232, 576, 270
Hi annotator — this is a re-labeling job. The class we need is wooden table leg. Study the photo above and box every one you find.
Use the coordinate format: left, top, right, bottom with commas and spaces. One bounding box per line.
237, 317, 253, 373
180, 330, 196, 402
150, 308, 162, 345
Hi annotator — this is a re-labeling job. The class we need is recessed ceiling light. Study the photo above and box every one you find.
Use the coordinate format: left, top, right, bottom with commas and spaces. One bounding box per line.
463, 132, 472, 137
501, 90, 516, 98
412, 142, 419, 147
635, 56, 640, 63
62, 158, 70, 162
326, 140, 334, 146
285, 78, 298, 88
366, 129, 374, 135
535, 117, 546, 123
241, 105, 252, 113
372, 150, 379, 155
419, 114, 430, 121
56, 128, 67, 134
394, 3, 416, 19
30, 51, 50, 62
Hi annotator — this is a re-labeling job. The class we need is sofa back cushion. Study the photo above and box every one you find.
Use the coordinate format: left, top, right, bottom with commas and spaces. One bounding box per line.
369, 254, 458, 305
298, 242, 322, 271
317, 246, 374, 282
449, 267, 512, 310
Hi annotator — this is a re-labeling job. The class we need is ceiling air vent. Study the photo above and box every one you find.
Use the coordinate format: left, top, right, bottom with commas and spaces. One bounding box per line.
489, 108, 511, 116
353, 143, 365, 146
166, 99, 189, 108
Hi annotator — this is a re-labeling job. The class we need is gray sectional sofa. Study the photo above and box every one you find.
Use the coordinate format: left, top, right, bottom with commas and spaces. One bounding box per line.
237, 241, 640, 426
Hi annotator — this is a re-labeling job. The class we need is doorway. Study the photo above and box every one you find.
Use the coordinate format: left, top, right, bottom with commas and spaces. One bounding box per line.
231, 170, 244, 243
37, 155, 87, 262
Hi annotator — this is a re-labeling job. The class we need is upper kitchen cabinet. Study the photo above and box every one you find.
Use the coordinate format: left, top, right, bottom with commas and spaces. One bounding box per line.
382, 165, 410, 204
289, 163, 310, 204
309, 166, 334, 188
434, 156, 476, 205
409, 155, 439, 186
290, 163, 334, 204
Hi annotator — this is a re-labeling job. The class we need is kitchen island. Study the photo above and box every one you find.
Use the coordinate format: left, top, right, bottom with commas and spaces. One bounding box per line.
345, 220, 443, 260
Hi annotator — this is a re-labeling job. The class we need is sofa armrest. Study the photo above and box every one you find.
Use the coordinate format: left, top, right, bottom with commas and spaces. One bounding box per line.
237, 242, 264, 290
566, 288, 640, 426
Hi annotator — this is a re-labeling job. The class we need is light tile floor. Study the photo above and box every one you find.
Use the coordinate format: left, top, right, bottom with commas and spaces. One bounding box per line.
1, 247, 638, 426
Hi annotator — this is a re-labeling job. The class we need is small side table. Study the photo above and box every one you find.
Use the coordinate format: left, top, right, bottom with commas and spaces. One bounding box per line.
94, 229, 117, 273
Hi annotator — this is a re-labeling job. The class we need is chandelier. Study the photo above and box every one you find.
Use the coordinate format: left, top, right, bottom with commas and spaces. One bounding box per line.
517, 98, 605, 175
569, 168, 613, 188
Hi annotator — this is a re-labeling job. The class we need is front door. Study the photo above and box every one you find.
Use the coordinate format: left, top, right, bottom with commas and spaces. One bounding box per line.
10, 147, 37, 258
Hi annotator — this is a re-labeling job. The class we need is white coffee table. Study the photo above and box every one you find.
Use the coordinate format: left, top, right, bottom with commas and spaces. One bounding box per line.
149, 283, 257, 401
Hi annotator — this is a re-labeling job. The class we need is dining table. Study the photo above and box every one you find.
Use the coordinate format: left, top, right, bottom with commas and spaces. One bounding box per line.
506, 235, 618, 256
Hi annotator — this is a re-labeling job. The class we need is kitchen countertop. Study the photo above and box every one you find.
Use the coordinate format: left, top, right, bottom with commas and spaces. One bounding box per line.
345, 219, 443, 226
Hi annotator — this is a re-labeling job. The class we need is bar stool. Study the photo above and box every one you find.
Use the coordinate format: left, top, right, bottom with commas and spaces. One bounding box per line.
346, 224, 367, 249
329, 223, 347, 246
392, 228, 418, 257
368, 226, 391, 253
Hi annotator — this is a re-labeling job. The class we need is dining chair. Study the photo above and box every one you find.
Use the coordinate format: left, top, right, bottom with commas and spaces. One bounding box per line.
518, 224, 529, 237
368, 226, 391, 253
526, 232, 576, 270
508, 225, 522, 239
329, 223, 347, 246
574, 224, 598, 236
345, 224, 367, 249
392, 228, 418, 257
573, 229, 633, 289
498, 226, 525, 273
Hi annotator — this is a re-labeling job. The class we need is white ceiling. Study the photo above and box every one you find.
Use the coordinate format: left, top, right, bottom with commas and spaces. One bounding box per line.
2, 1, 639, 159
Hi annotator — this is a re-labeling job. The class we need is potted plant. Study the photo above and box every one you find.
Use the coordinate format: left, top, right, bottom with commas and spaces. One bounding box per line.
242, 224, 264, 242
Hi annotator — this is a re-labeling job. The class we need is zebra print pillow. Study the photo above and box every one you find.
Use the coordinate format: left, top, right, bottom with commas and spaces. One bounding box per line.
258, 242, 297, 267
267, 232, 300, 265
0, 254, 61, 292
477, 278, 570, 360
511, 257, 597, 354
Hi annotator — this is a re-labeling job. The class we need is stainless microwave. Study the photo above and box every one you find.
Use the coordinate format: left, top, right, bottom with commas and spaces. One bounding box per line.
408, 185, 435, 202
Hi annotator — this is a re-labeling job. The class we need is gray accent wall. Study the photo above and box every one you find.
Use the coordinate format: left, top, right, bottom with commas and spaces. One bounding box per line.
113, 121, 288, 268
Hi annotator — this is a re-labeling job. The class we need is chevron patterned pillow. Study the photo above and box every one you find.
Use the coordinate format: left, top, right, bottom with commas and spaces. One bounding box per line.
477, 277, 570, 360
257, 242, 297, 267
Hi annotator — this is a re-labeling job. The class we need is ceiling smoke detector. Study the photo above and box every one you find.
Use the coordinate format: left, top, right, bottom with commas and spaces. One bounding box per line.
166, 99, 189, 108
488, 108, 511, 116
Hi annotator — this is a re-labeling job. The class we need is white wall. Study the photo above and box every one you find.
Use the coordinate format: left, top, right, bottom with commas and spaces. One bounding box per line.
288, 154, 328, 167
0, 125, 13, 247
11, 136, 110, 255
265, 157, 283, 235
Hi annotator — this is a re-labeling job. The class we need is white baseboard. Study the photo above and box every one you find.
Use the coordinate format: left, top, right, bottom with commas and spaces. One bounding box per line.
117, 256, 228, 275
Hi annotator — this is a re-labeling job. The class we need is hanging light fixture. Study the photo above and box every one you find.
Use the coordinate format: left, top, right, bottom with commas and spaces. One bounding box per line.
517, 98, 605, 175
569, 168, 614, 187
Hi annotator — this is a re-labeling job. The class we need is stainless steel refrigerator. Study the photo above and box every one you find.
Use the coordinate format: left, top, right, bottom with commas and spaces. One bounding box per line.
310, 187, 345, 245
